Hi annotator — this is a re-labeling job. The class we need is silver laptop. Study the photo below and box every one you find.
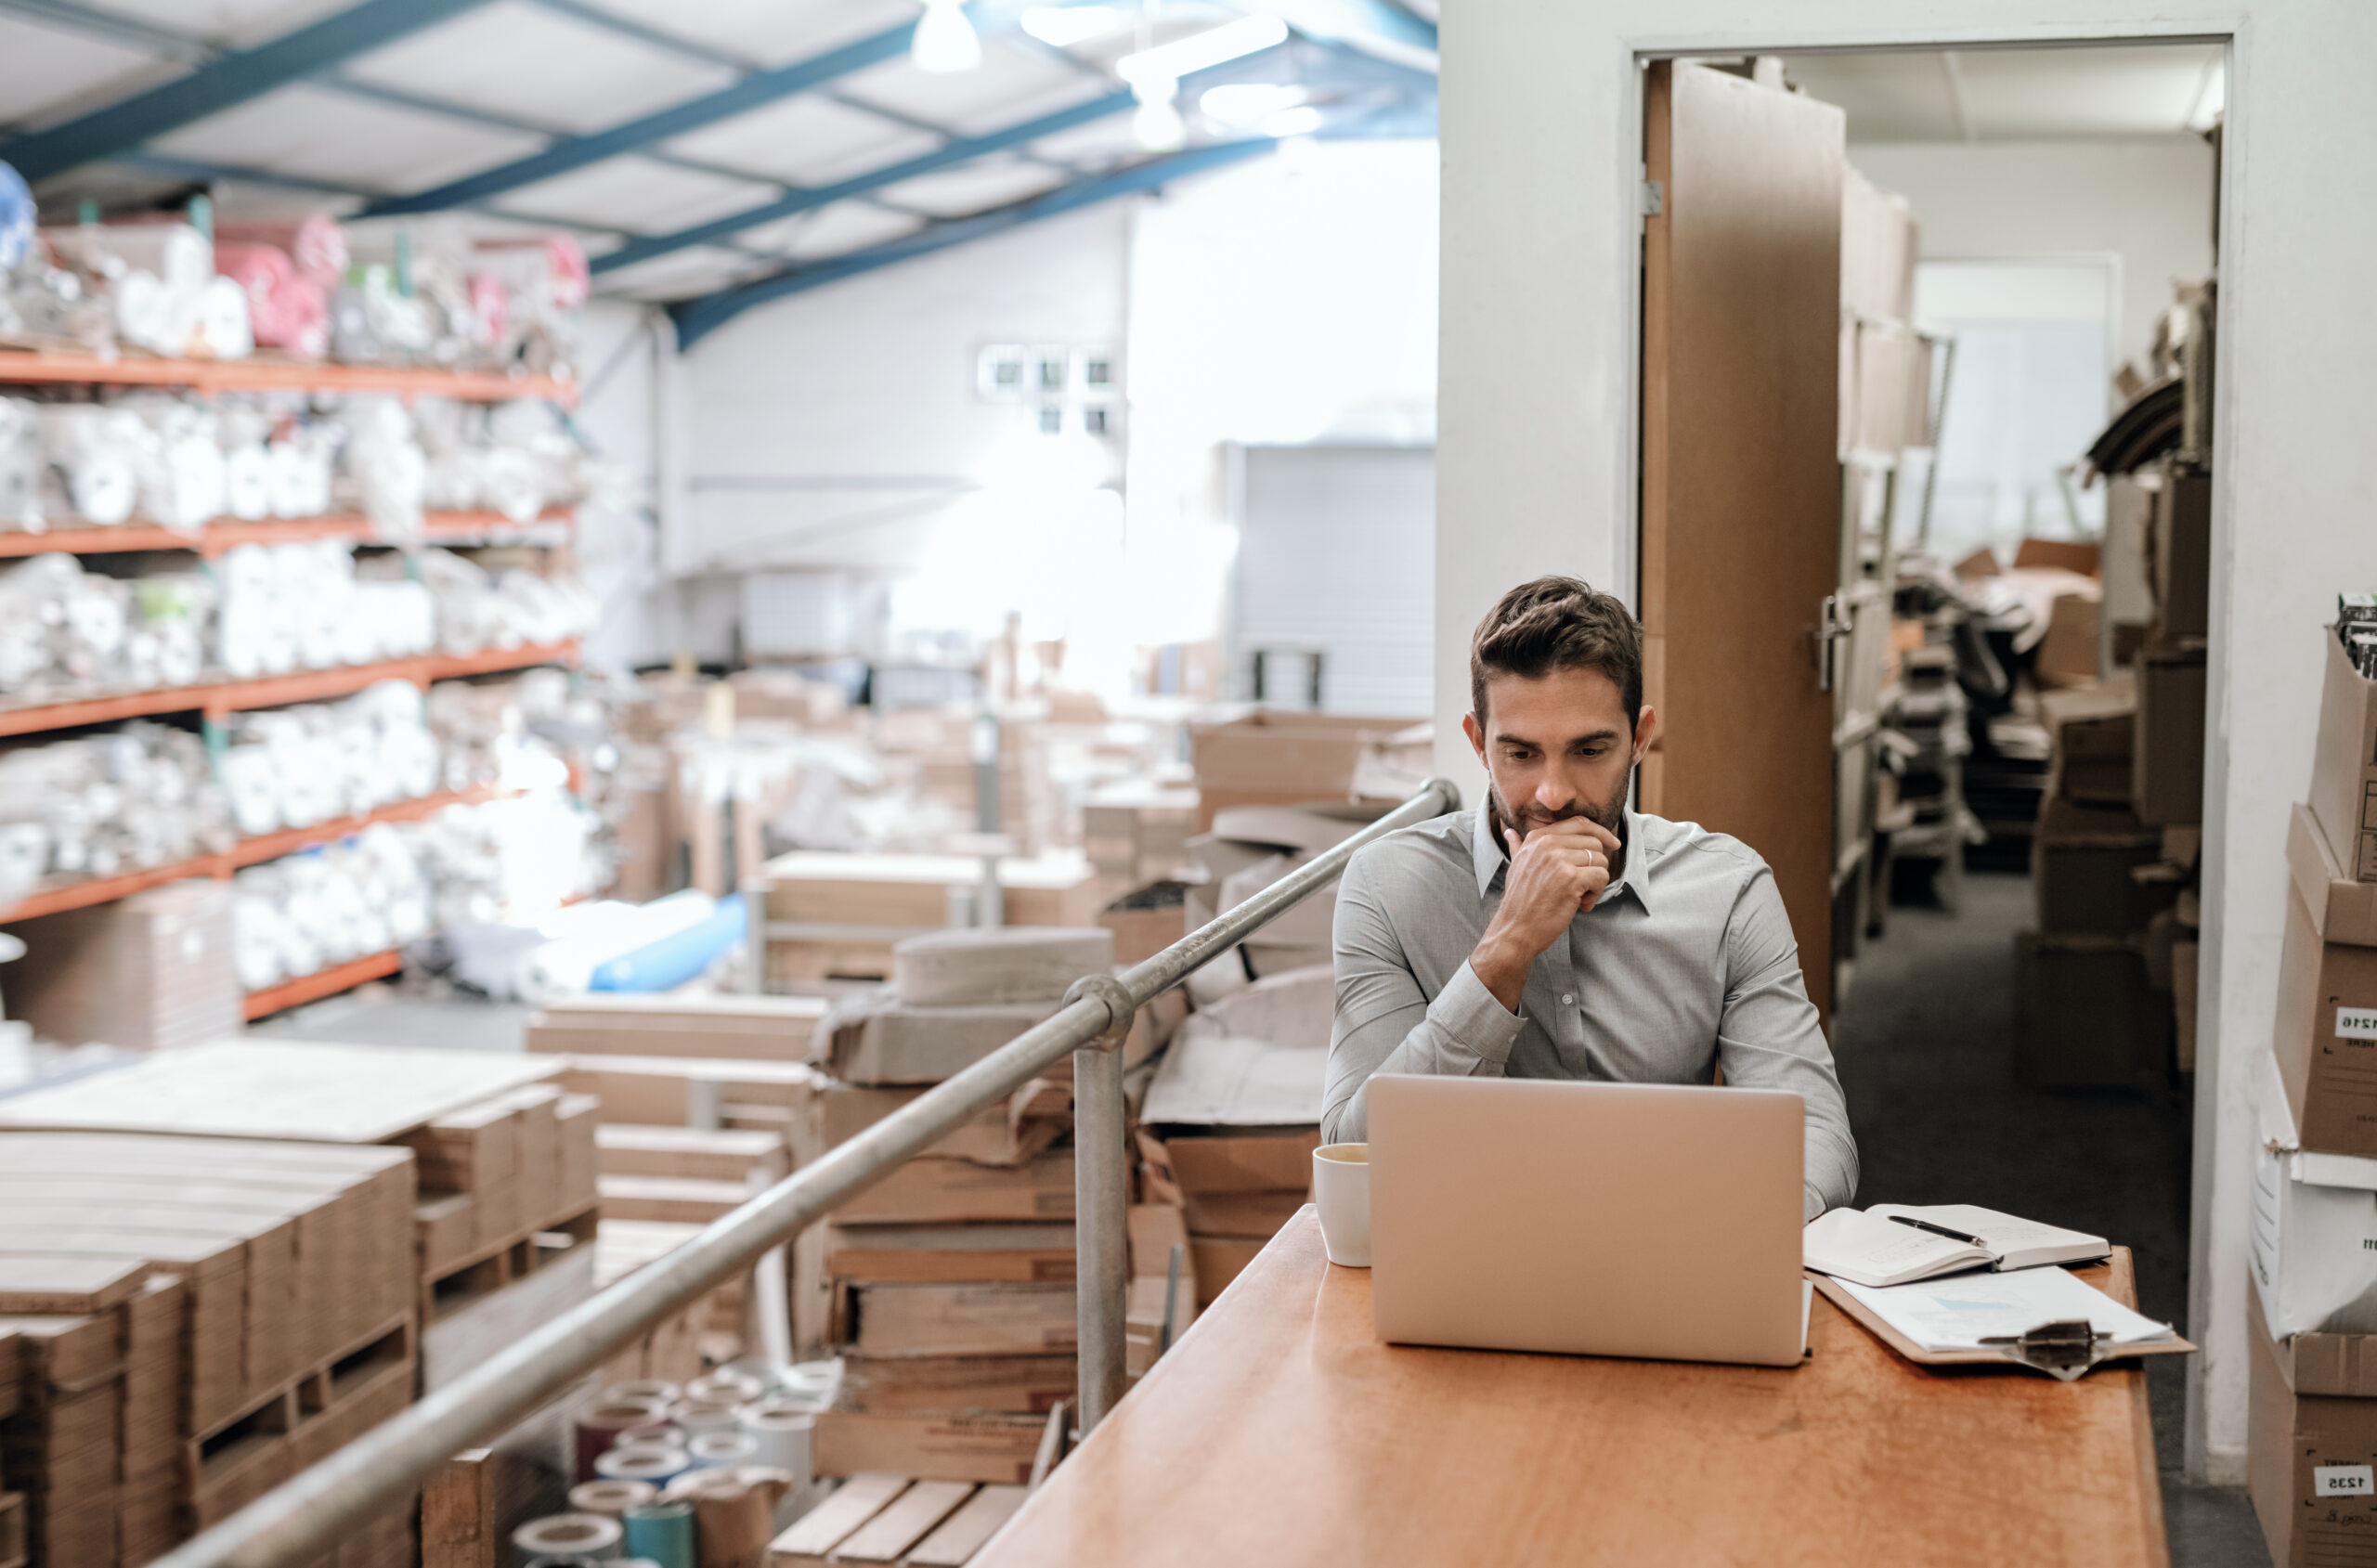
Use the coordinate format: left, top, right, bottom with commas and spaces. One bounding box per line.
1367, 1074, 1808, 1367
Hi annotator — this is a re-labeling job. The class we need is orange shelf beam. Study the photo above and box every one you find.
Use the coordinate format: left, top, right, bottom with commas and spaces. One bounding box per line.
243, 949, 403, 1019
0, 786, 496, 925
0, 352, 576, 407
0, 510, 572, 560
0, 639, 581, 739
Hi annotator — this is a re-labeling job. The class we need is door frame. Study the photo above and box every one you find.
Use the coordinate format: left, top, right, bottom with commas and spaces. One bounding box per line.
1624, 28, 2241, 1481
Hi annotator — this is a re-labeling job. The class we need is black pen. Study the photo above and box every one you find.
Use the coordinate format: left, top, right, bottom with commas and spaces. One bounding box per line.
1887, 1213, 1986, 1246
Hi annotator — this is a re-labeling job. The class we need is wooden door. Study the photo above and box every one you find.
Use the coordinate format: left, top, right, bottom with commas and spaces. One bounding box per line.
1640, 60, 1845, 1015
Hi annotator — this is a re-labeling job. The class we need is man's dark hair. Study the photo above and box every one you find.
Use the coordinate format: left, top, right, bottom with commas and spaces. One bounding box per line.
1468, 576, 1643, 727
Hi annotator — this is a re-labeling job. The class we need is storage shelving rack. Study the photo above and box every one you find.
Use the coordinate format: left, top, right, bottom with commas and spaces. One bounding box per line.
0, 352, 584, 1017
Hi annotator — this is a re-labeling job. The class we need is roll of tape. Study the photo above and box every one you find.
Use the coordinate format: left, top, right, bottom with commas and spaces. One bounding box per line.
602, 1380, 682, 1408
511, 1512, 622, 1562
686, 1431, 756, 1471
737, 1403, 813, 1479
683, 1370, 761, 1406
614, 1421, 683, 1453
567, 1480, 656, 1518
621, 1501, 695, 1568
593, 1446, 688, 1487
669, 1399, 742, 1435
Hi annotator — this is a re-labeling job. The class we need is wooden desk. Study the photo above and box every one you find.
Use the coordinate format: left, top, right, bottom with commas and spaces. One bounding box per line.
979, 1211, 2167, 1567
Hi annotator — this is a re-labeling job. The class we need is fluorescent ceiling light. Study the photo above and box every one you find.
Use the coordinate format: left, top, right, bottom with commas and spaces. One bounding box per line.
1020, 5, 1124, 46
1116, 14, 1289, 88
1199, 83, 1308, 127
1132, 81, 1188, 151
1263, 104, 1324, 138
913, 0, 981, 72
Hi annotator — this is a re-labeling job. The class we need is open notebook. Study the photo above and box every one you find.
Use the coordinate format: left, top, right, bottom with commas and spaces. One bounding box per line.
1803, 1204, 2111, 1289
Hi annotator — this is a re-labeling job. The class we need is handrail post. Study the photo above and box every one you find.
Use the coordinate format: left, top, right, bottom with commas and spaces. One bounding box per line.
1064, 973, 1136, 1436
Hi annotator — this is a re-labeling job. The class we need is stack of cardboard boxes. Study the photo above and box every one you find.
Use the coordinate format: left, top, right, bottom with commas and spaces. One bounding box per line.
810, 927, 1115, 1485
2249, 611, 2377, 1568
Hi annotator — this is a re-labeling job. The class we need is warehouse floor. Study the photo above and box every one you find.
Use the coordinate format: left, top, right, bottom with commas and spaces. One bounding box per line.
1832, 867, 2265, 1567
249, 868, 2264, 1560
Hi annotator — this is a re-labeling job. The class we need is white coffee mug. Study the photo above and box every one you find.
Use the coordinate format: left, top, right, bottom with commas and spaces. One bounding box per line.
1313, 1143, 1371, 1267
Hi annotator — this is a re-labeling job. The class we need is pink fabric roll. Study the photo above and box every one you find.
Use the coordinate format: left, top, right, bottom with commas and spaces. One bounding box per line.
217, 241, 328, 359
545, 235, 590, 310
216, 214, 347, 286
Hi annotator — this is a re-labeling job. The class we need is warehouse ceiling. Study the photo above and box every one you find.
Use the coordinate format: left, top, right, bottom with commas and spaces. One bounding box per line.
1781, 43, 2225, 144
0, 0, 1436, 343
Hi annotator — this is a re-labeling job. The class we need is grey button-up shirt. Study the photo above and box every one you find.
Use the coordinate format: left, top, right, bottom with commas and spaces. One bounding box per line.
1322, 800, 1858, 1220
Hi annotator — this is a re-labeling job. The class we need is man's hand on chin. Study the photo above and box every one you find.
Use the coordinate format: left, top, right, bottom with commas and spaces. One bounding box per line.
1468, 814, 1621, 1012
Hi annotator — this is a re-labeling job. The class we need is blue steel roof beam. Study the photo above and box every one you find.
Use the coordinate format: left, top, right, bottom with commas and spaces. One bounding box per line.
667, 134, 1281, 349
0, 0, 498, 182
591, 82, 1146, 277
353, 0, 1113, 219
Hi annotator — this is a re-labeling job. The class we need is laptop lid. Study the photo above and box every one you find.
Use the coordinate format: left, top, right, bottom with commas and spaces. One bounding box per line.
1367, 1074, 1806, 1367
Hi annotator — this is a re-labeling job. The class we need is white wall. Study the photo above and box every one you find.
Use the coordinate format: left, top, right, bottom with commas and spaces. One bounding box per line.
569, 299, 670, 671
1438, 2, 2377, 1484
1851, 138, 2216, 372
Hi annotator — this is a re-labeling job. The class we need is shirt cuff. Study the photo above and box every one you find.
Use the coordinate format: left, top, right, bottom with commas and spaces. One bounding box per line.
1431, 959, 1526, 1069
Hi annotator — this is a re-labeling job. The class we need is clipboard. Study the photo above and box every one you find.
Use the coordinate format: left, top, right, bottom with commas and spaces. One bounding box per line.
1812, 1275, 2196, 1380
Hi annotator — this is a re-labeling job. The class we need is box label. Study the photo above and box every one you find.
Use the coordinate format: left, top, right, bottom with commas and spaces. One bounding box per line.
2318, 1464, 2376, 1497
2342, 1009, 2377, 1042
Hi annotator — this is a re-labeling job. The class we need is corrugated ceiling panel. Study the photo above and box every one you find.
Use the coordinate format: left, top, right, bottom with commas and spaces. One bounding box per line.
569, 0, 917, 69
1024, 113, 1145, 167
0, 17, 180, 134
343, 0, 736, 135
758, 200, 926, 261
661, 94, 941, 188
90, 0, 357, 50
150, 81, 547, 191
496, 152, 779, 230
592, 243, 753, 298
839, 37, 1100, 136
875, 157, 1066, 219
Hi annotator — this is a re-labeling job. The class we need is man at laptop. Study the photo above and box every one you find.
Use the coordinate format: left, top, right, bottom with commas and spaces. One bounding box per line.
1321, 576, 1857, 1221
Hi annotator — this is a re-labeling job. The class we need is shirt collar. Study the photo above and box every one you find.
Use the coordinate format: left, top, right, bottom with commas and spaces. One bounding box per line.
1470, 797, 1656, 913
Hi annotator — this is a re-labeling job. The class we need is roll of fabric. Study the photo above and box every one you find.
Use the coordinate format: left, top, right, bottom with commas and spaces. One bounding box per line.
593, 1447, 688, 1489
587, 895, 747, 993
684, 1432, 754, 1471
611, 1421, 683, 1455
575, 1401, 669, 1483
511, 1513, 621, 1562
0, 161, 32, 274
665, 1398, 741, 1437
682, 1371, 761, 1406
619, 1502, 695, 1568
735, 1403, 812, 1482
566, 1480, 656, 1520
602, 1380, 682, 1408
218, 241, 328, 359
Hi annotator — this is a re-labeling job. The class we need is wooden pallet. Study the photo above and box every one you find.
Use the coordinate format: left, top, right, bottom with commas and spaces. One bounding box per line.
422, 1201, 600, 1328
188, 1314, 417, 1532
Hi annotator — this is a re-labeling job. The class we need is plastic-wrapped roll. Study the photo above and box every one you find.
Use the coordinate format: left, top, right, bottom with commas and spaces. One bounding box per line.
666, 1399, 740, 1436
586, 895, 747, 993
195, 274, 253, 360
566, 1480, 656, 1519
736, 1402, 812, 1481
39, 406, 146, 526
510, 1514, 621, 1562
217, 242, 325, 359
0, 161, 32, 274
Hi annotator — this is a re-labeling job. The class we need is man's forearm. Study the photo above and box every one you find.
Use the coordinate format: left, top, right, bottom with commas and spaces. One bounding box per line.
1467, 933, 1535, 1014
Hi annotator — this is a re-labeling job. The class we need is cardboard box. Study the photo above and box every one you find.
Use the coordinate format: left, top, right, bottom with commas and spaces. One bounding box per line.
2033, 593, 2103, 688
1100, 887, 1188, 967
1187, 712, 1416, 830
1138, 1131, 1320, 1202
525, 994, 827, 1061
2276, 876, 2377, 1159
2040, 681, 2137, 806
1188, 1236, 1266, 1307
2152, 467, 2211, 646
812, 1411, 1046, 1485
835, 1354, 1075, 1416
2033, 798, 2167, 935
4, 879, 242, 1051
2013, 931, 2167, 1088
839, 1282, 1076, 1357
822, 999, 1060, 1086
2132, 646, 2207, 827
830, 1154, 1074, 1225
2250, 1279, 2377, 1568
825, 1223, 1074, 1285
2312, 630, 2377, 884
2250, 1058, 2377, 1343
2294, 802, 2377, 946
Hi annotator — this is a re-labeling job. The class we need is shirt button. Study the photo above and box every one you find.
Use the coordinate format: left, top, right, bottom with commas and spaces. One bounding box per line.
1562, 993, 1576, 1005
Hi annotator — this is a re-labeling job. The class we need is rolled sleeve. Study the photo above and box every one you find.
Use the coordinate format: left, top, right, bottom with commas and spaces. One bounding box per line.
1716, 864, 1861, 1221
1321, 855, 1523, 1145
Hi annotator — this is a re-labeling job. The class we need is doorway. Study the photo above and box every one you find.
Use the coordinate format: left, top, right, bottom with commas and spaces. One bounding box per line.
1637, 40, 2240, 1557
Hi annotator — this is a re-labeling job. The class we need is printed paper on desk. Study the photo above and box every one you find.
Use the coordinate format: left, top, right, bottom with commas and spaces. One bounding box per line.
1835, 1264, 2176, 1355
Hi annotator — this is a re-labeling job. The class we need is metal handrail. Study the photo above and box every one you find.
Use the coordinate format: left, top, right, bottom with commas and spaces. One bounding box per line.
153, 776, 1462, 1568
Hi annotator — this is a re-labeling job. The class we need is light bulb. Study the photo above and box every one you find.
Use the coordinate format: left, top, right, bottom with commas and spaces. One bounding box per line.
1132, 77, 1187, 151
913, 0, 981, 73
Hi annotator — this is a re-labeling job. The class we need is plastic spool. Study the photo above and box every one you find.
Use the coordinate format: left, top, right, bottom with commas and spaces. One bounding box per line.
566, 1480, 656, 1518
602, 1380, 682, 1408
575, 1399, 669, 1483
592, 1446, 688, 1488
682, 1369, 762, 1406
737, 1402, 813, 1482
684, 1431, 755, 1471
619, 1501, 695, 1568
611, 1421, 683, 1454
510, 1513, 621, 1562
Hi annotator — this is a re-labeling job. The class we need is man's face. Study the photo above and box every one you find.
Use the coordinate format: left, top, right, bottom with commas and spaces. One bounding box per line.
1460, 666, 1657, 845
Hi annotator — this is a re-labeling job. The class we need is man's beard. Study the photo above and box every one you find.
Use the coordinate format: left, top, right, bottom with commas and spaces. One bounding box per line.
1487, 764, 1631, 853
